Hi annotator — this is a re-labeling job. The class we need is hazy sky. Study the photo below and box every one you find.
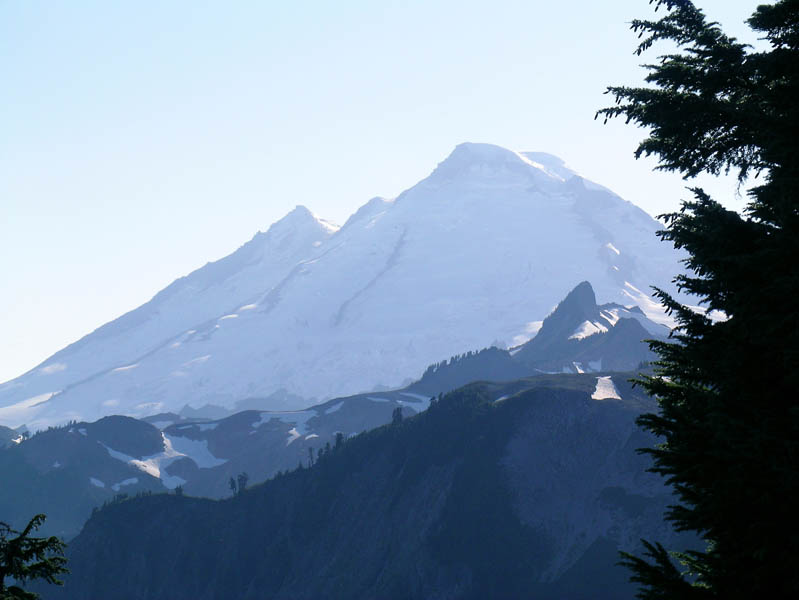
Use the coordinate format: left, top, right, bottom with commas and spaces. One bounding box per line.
1, 1, 760, 383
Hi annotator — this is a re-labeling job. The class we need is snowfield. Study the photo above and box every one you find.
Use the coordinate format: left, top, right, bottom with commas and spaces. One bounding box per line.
591, 376, 622, 401
0, 143, 684, 428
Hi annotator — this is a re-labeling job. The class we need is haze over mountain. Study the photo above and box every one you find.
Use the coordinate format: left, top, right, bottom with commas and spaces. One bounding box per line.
0, 280, 667, 540
47, 376, 695, 600
0, 143, 684, 429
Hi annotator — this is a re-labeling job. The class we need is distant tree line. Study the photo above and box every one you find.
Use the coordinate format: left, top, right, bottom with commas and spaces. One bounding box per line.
420, 348, 496, 378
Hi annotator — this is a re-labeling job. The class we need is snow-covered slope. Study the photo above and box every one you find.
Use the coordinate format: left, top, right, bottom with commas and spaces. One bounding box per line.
0, 143, 684, 428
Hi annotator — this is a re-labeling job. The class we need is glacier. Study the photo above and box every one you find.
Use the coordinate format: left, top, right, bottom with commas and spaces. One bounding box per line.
0, 143, 685, 429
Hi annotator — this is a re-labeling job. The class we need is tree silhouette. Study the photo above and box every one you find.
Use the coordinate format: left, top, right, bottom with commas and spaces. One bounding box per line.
236, 472, 249, 494
599, 0, 799, 596
0, 514, 67, 599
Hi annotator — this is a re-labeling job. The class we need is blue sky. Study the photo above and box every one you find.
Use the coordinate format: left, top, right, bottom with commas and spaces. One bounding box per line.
1, 0, 760, 382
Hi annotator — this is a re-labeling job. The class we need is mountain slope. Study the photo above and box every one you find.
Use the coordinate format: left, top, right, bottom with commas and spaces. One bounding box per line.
1, 143, 685, 428
49, 376, 695, 600
0, 277, 665, 538
0, 378, 439, 538
0, 416, 167, 538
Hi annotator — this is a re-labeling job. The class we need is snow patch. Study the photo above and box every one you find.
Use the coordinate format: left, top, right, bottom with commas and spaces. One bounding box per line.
400, 392, 430, 402
511, 320, 544, 347
101, 433, 209, 489
591, 376, 621, 400
367, 396, 390, 403
286, 427, 301, 445
569, 320, 608, 340
314, 215, 340, 234
164, 433, 227, 468
514, 152, 566, 181
39, 363, 66, 375
605, 243, 620, 255
600, 309, 620, 326
111, 364, 138, 373
89, 477, 105, 488
397, 399, 429, 412
622, 282, 675, 328
111, 477, 138, 492
305, 433, 319, 440
398, 392, 431, 411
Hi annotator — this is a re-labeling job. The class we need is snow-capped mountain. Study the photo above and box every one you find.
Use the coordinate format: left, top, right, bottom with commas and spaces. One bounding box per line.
0, 143, 684, 429
512, 280, 669, 373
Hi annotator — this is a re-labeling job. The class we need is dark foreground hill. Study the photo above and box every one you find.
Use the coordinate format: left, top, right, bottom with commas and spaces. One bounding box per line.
49, 374, 693, 600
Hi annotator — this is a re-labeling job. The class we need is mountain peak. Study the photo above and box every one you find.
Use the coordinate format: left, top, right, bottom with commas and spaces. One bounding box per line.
561, 281, 597, 313
0, 143, 685, 428
265, 205, 339, 238
342, 197, 392, 229
448, 142, 524, 163
435, 142, 527, 172
427, 142, 571, 187
515, 282, 599, 350
512, 281, 664, 373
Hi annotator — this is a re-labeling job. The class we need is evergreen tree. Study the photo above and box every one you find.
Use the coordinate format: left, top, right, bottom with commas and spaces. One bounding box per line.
237, 472, 249, 494
0, 514, 67, 599
597, 1, 799, 597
